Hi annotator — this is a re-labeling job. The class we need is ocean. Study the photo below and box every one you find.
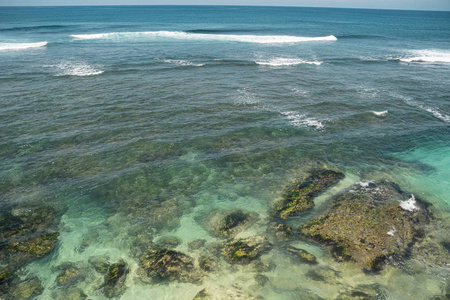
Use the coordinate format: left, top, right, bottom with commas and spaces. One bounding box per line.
0, 5, 449, 299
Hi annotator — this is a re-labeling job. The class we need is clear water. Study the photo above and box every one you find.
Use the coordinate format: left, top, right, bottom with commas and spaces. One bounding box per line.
0, 6, 449, 299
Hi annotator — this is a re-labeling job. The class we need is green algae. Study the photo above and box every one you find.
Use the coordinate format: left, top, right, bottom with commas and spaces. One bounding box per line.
275, 169, 345, 219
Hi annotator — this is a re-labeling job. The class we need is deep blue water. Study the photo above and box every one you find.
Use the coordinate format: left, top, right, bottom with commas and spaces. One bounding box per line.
0, 6, 449, 299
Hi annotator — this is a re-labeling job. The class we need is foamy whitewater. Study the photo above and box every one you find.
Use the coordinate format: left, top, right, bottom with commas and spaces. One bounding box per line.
71, 31, 337, 44
0, 41, 47, 51
1, 5, 449, 300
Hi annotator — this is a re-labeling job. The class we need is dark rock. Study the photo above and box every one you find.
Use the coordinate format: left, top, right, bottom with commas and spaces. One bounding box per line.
305, 267, 340, 284
198, 255, 218, 272
220, 236, 271, 264
188, 239, 207, 251
204, 209, 257, 238
336, 284, 387, 300
192, 285, 259, 300
270, 223, 294, 241
139, 249, 201, 283
103, 260, 129, 298
0, 204, 62, 290
254, 274, 269, 286
275, 169, 344, 219
301, 182, 430, 271
4, 277, 43, 300
282, 245, 317, 264
53, 287, 88, 300
154, 236, 182, 249
55, 263, 88, 287
88, 255, 110, 274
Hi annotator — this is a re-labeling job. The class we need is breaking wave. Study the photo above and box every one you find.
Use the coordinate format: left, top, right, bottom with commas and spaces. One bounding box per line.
255, 58, 322, 66
399, 50, 450, 64
280, 111, 324, 130
0, 42, 47, 51
71, 31, 337, 44
52, 61, 104, 76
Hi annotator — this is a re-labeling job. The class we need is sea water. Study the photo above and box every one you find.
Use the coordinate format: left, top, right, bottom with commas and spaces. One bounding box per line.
0, 6, 449, 299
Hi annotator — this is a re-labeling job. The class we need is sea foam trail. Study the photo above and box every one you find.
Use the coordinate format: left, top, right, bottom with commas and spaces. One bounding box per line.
71, 31, 337, 44
400, 50, 450, 64
0, 42, 47, 51
256, 58, 322, 66
53, 62, 103, 76
281, 111, 324, 130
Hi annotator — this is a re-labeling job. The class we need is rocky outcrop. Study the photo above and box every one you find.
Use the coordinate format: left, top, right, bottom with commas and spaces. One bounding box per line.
281, 245, 317, 264
275, 169, 344, 219
203, 209, 257, 238
103, 260, 129, 298
139, 249, 202, 283
219, 236, 270, 264
300, 182, 430, 271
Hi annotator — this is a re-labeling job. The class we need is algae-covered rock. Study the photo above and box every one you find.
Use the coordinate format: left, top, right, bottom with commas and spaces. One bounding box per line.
220, 236, 270, 264
275, 169, 344, 219
103, 260, 129, 298
154, 236, 182, 249
203, 209, 257, 238
270, 222, 294, 241
192, 284, 259, 300
53, 287, 88, 300
6, 277, 43, 300
139, 249, 201, 283
198, 255, 218, 272
282, 245, 317, 264
301, 182, 430, 271
55, 263, 88, 287
188, 239, 207, 251
88, 255, 110, 274
0, 204, 62, 291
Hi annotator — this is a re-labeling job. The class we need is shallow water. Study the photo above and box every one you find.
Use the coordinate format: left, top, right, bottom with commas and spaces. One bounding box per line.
0, 6, 449, 299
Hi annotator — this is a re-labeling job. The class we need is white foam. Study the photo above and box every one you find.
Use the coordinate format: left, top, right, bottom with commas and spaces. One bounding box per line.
71, 31, 337, 44
53, 62, 103, 76
281, 111, 324, 130
161, 59, 204, 67
402, 95, 450, 123
400, 50, 450, 64
372, 110, 388, 116
256, 58, 322, 66
0, 42, 47, 51
399, 194, 420, 212
387, 226, 397, 236
357, 181, 374, 187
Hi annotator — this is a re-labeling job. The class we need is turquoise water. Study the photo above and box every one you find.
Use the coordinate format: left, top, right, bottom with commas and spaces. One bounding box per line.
0, 6, 449, 299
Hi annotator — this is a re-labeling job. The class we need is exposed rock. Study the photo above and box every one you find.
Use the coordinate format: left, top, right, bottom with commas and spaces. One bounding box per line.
154, 236, 182, 249
275, 169, 344, 219
103, 260, 129, 298
282, 245, 317, 264
220, 236, 271, 264
301, 182, 430, 271
189, 239, 207, 251
192, 284, 259, 300
139, 249, 201, 283
203, 209, 257, 238
270, 223, 294, 241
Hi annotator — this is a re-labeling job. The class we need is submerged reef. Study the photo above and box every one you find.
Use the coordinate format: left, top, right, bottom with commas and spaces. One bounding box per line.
203, 209, 257, 238
275, 169, 344, 219
139, 248, 202, 283
219, 236, 271, 264
301, 182, 430, 271
103, 260, 129, 298
0, 204, 62, 297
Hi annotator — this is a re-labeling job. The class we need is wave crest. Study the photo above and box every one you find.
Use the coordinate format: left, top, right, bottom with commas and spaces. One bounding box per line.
0, 42, 47, 51
400, 50, 450, 64
71, 31, 337, 44
52, 62, 104, 76
256, 58, 322, 66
